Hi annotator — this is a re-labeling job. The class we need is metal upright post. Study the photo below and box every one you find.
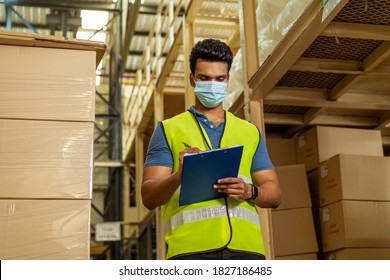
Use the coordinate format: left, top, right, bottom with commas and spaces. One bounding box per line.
5, 4, 12, 30
106, 4, 123, 260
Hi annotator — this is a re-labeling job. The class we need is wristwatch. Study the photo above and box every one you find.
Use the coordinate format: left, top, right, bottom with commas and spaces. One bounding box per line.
250, 184, 258, 200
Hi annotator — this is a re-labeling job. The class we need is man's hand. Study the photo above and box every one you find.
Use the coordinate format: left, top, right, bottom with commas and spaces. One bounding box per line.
178, 147, 202, 176
214, 177, 251, 201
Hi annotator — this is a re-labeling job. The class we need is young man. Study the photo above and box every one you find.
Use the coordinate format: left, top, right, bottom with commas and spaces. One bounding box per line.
142, 38, 281, 260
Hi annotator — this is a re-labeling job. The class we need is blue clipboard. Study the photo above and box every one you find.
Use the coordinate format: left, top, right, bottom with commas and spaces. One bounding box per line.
179, 145, 244, 206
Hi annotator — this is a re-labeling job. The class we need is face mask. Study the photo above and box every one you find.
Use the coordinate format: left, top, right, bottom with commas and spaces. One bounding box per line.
194, 81, 228, 108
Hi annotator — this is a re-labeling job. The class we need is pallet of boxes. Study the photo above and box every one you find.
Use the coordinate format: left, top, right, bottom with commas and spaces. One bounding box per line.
0, 30, 106, 259
295, 126, 390, 260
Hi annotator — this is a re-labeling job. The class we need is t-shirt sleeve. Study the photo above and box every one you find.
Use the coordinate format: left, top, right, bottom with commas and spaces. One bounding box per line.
144, 123, 174, 168
250, 134, 275, 172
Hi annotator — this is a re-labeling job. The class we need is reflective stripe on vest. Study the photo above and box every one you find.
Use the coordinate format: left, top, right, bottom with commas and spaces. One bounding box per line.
164, 205, 260, 234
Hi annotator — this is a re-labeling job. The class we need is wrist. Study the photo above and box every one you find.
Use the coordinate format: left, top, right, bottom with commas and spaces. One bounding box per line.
246, 183, 258, 200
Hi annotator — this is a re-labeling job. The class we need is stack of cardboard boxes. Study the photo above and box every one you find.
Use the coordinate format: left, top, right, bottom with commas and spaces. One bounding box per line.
268, 125, 390, 260
318, 154, 390, 259
0, 31, 105, 259
267, 138, 318, 260
296, 126, 390, 259
272, 164, 319, 259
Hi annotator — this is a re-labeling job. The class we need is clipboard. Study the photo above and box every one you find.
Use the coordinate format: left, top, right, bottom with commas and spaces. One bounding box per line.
179, 145, 244, 206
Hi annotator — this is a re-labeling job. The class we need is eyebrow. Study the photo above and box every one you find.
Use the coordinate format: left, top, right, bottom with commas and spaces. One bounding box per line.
196, 74, 228, 79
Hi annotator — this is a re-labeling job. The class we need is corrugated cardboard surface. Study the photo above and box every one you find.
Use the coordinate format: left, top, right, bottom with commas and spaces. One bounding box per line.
325, 248, 390, 260
320, 200, 390, 253
0, 199, 91, 260
0, 44, 95, 122
296, 127, 319, 172
296, 126, 383, 172
0, 119, 93, 199
274, 164, 312, 210
319, 154, 390, 207
275, 252, 317, 260
272, 207, 318, 257
266, 137, 297, 166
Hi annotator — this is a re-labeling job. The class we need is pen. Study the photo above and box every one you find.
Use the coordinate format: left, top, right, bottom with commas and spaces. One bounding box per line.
182, 141, 192, 148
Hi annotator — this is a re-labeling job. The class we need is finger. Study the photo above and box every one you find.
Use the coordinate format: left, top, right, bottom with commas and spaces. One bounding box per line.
215, 183, 243, 195
228, 194, 244, 201
227, 194, 241, 201
227, 188, 244, 196
217, 177, 243, 185
218, 183, 242, 191
183, 147, 201, 153
214, 185, 227, 193
222, 184, 247, 198
216, 185, 243, 198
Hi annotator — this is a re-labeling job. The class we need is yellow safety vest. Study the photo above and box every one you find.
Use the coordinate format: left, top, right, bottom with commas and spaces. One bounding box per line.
161, 110, 265, 259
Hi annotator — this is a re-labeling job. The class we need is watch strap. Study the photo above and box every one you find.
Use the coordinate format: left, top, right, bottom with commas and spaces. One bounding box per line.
250, 184, 258, 200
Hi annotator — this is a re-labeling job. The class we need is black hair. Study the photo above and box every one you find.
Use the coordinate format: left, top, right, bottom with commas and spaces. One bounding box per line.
189, 38, 233, 75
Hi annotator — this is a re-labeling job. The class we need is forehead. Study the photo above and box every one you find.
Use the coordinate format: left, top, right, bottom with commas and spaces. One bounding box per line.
194, 59, 228, 76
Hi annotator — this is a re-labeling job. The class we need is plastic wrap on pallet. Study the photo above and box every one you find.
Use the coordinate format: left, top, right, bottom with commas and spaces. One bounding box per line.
0, 44, 96, 122
224, 49, 244, 110
224, 1, 313, 110
322, 0, 342, 22
0, 119, 94, 199
0, 199, 91, 260
256, 0, 313, 65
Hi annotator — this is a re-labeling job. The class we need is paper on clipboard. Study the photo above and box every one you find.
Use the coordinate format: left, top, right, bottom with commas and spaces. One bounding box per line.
179, 145, 244, 206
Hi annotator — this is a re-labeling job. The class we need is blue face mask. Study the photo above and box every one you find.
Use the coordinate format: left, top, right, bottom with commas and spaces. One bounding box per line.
194, 81, 228, 108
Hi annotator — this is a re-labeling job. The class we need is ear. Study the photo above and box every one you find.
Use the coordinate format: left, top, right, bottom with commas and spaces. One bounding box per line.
189, 73, 196, 87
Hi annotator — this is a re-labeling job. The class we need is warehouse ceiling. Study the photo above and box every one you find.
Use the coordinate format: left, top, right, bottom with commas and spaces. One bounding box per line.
0, 0, 175, 81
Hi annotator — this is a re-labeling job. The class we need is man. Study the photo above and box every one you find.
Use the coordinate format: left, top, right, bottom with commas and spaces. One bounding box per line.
142, 38, 281, 260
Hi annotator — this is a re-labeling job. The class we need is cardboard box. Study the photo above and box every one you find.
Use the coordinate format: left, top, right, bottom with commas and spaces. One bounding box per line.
272, 207, 318, 257
0, 44, 96, 121
266, 137, 297, 166
0, 119, 93, 199
275, 253, 317, 260
318, 154, 390, 207
320, 200, 390, 252
0, 30, 105, 70
324, 248, 390, 260
296, 126, 383, 172
274, 164, 311, 210
0, 199, 91, 260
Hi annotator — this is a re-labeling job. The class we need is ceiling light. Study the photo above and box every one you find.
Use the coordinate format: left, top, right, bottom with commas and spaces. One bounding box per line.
80, 10, 109, 30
